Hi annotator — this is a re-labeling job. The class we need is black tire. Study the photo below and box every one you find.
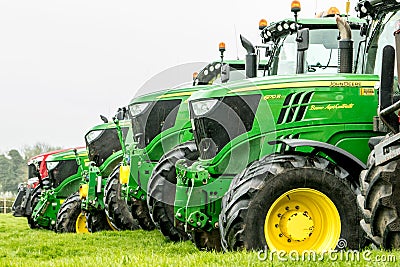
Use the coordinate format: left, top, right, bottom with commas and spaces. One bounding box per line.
192, 229, 222, 251
104, 167, 139, 231
86, 210, 113, 232
147, 141, 198, 242
219, 154, 364, 251
27, 188, 41, 229
130, 198, 155, 231
55, 192, 82, 233
358, 148, 400, 249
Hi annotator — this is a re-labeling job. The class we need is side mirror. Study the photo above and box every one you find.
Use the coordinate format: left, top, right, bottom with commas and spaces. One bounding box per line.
296, 28, 309, 74
100, 115, 108, 123
221, 63, 230, 83
296, 28, 309, 51
116, 107, 127, 120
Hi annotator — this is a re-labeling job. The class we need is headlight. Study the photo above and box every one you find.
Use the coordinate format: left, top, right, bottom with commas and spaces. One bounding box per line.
191, 99, 219, 116
129, 102, 151, 117
47, 161, 59, 171
86, 130, 103, 144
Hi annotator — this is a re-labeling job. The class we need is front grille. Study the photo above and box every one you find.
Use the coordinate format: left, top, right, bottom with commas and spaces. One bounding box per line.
49, 160, 78, 187
192, 94, 261, 160
87, 127, 128, 166
131, 99, 182, 149
277, 91, 314, 124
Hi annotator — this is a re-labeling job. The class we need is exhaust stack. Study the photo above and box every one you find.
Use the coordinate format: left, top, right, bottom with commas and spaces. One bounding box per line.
336, 15, 353, 73
240, 35, 257, 78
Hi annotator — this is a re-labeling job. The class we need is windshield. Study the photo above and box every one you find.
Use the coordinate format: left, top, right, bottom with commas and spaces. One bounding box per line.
130, 99, 182, 149
273, 28, 365, 75
373, 11, 400, 76
85, 127, 129, 167
48, 160, 78, 187
28, 164, 39, 179
191, 94, 261, 160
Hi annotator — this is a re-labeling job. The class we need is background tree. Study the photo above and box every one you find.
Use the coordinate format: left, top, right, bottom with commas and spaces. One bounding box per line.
0, 150, 25, 192
22, 142, 63, 161
0, 143, 63, 193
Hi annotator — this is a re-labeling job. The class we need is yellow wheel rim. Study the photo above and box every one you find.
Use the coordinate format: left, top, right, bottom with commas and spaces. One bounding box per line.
106, 216, 118, 231
76, 212, 89, 233
264, 188, 340, 253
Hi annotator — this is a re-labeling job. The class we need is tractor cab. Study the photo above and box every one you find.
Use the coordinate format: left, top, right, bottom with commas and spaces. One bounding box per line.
258, 15, 366, 76
45, 148, 88, 190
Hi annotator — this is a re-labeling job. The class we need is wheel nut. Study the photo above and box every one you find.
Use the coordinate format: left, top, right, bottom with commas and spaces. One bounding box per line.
285, 206, 289, 211
275, 224, 279, 228
197, 222, 201, 227
279, 233, 283, 237
295, 206, 299, 210
176, 213, 182, 218
214, 222, 219, 228
288, 239, 291, 243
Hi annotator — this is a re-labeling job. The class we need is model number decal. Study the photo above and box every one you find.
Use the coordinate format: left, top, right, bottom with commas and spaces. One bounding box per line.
310, 103, 354, 111
263, 94, 282, 100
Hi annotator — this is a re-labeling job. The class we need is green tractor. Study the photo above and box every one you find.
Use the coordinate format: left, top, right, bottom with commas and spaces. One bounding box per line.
82, 117, 134, 232
31, 147, 88, 230
55, 111, 136, 233
104, 84, 206, 234
104, 59, 268, 234
12, 148, 70, 228
355, 0, 400, 250
146, 3, 387, 252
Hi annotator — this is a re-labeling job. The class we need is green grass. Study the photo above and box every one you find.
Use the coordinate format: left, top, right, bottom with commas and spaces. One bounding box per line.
0, 214, 399, 267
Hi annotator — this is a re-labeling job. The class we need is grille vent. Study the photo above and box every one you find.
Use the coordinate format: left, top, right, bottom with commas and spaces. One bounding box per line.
277, 92, 313, 124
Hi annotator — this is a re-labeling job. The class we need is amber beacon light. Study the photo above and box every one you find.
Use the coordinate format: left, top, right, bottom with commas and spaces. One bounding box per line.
259, 19, 268, 30
291, 0, 301, 13
219, 42, 226, 52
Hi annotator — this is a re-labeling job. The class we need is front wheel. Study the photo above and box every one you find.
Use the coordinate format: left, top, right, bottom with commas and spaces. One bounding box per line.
219, 154, 364, 252
56, 192, 88, 233
147, 141, 198, 242
27, 188, 41, 229
104, 167, 139, 231
130, 198, 155, 231
86, 210, 113, 232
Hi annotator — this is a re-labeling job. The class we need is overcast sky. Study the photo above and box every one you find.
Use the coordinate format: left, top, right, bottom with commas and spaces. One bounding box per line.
0, 0, 358, 153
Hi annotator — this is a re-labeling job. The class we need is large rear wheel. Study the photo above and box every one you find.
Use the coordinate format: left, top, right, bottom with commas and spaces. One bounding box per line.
220, 154, 364, 252
104, 167, 139, 231
147, 141, 198, 242
358, 148, 400, 249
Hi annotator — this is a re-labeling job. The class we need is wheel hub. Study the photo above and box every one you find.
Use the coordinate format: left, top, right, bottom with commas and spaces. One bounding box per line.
279, 210, 314, 241
76, 212, 89, 233
265, 188, 341, 253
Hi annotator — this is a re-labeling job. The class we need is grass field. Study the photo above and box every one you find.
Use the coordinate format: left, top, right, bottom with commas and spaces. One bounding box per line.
0, 214, 399, 267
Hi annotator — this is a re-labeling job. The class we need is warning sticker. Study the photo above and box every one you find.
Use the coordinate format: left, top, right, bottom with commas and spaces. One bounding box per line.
360, 88, 375, 96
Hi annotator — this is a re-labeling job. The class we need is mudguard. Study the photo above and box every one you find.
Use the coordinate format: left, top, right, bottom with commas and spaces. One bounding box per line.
269, 139, 366, 184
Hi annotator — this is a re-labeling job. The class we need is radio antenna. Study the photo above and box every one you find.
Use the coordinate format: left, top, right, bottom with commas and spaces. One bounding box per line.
314, 0, 318, 16
234, 24, 239, 60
